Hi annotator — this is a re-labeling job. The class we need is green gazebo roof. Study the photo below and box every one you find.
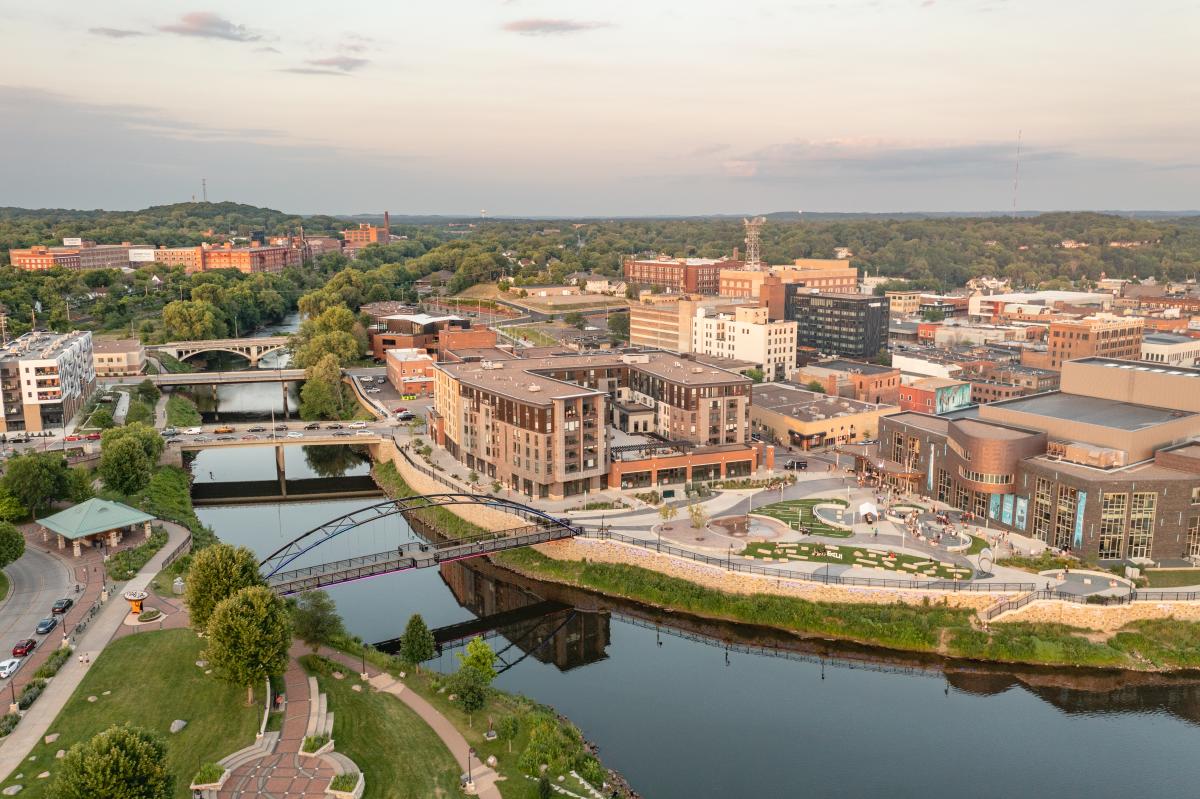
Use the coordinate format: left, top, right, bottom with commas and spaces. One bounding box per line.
37, 498, 154, 541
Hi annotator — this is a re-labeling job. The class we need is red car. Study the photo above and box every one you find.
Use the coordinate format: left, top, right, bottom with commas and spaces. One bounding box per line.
11, 639, 35, 657
393, 407, 407, 413
64, 435, 81, 442
85, 433, 101, 441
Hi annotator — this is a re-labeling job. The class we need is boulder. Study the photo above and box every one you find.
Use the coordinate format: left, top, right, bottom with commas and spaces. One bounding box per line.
486, 755, 498, 768
195, 660, 208, 668
35, 773, 48, 780
55, 751, 64, 760
169, 720, 187, 734
86, 696, 97, 703
42, 734, 58, 744
351, 685, 362, 693
333, 671, 345, 680
1, 784, 21, 794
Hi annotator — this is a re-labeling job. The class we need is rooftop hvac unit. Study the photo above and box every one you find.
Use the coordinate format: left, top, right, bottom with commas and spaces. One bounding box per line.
528, 384, 542, 392
691, 367, 703, 373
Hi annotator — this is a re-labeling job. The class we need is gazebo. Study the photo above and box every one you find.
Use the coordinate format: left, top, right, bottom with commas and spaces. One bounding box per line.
37, 498, 156, 557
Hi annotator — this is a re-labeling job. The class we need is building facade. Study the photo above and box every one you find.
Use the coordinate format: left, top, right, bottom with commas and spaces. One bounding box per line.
1141, 332, 1200, 367
92, 339, 146, 377
0, 331, 96, 433
750, 382, 898, 450
793, 359, 901, 405
898, 377, 972, 414
151, 243, 298, 274
785, 290, 890, 358
623, 257, 734, 294
1044, 315, 1144, 369
385, 348, 436, 397
690, 306, 797, 380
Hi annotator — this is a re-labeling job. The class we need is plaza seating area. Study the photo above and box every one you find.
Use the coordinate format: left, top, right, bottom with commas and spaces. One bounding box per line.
751, 499, 851, 538
741, 540, 974, 581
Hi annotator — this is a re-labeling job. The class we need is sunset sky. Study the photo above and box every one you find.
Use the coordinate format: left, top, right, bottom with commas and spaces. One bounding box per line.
1, 0, 1197, 215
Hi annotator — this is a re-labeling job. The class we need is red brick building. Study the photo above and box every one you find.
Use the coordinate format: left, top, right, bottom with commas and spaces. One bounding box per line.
623, 256, 737, 294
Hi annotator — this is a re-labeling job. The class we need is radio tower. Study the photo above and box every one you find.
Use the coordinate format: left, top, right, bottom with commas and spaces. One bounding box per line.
743, 216, 765, 270
202, 178, 208, 203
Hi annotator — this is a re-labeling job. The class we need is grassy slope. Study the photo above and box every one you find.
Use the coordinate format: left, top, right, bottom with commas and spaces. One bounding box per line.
0, 572, 9, 604
303, 660, 460, 798
165, 395, 202, 427
0, 629, 260, 799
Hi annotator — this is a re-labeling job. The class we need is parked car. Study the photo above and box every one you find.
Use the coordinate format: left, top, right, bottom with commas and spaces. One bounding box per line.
64, 435, 81, 442
247, 426, 266, 433
35, 618, 57, 635
348, 421, 368, 429
366, 388, 381, 394
216, 435, 235, 441
214, 425, 235, 434
354, 430, 373, 436
273, 424, 288, 432
393, 407, 408, 414
51, 597, 73, 614
325, 423, 344, 430
241, 434, 259, 441
193, 436, 211, 443
332, 431, 352, 437
304, 422, 321, 430
11, 639, 36, 657
0, 659, 22, 679
184, 427, 202, 435
161, 427, 178, 437
286, 431, 304, 439
397, 412, 415, 422
85, 432, 101, 441
374, 377, 386, 384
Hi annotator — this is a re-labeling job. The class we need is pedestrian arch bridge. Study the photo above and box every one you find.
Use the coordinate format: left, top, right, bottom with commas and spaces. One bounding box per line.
151, 336, 289, 366
260, 494, 583, 595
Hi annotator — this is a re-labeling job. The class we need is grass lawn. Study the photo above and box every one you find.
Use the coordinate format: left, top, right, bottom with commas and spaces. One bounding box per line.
504, 325, 559, 347
752, 498, 851, 537
741, 540, 973, 581
0, 629, 260, 798
301, 657, 460, 799
1143, 569, 1200, 588
125, 398, 155, 425
0, 571, 10, 603
158, 353, 195, 374
165, 395, 202, 428
996, 551, 1079, 573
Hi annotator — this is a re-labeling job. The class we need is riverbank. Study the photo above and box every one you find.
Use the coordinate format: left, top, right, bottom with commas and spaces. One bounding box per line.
372, 453, 1200, 672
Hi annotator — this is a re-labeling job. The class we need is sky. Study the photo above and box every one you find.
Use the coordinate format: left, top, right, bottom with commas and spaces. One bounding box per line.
1, 0, 1198, 216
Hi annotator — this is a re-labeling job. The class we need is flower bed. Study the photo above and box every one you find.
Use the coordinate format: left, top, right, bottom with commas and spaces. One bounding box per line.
751, 498, 851, 537
742, 541, 973, 581
190, 762, 230, 791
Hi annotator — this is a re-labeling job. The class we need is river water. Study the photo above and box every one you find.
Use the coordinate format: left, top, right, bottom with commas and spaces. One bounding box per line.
188, 435, 1200, 798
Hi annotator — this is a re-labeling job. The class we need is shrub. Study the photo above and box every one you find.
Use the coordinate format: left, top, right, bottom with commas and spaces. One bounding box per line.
33, 647, 72, 680
138, 608, 162, 622
105, 530, 168, 581
18, 679, 46, 710
302, 734, 330, 753
192, 762, 225, 785
330, 773, 359, 791
0, 713, 19, 737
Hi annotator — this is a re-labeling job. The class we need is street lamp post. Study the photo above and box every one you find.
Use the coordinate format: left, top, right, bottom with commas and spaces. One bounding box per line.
466, 747, 476, 792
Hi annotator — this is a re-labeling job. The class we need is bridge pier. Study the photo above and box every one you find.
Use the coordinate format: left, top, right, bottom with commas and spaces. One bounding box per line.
275, 445, 287, 497
281, 382, 290, 419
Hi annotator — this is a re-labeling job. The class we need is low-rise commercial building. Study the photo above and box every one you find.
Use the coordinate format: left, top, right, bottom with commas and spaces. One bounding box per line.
0, 331, 95, 433
793, 359, 901, 405
885, 291, 924, 317
92, 339, 146, 377
1043, 314, 1144, 370
750, 382, 898, 450
898, 377, 972, 414
623, 256, 734, 294
9, 242, 144, 271
385, 348, 436, 397
1141, 332, 1200, 367
367, 313, 478, 360
720, 260, 858, 301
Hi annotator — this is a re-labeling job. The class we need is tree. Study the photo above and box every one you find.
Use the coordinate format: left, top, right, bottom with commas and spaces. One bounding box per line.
0, 451, 70, 516
921, 308, 945, 322
563, 311, 586, 330
88, 407, 115, 429
162, 300, 226, 341
299, 353, 349, 420
451, 636, 497, 714
497, 714, 520, 753
0, 522, 24, 568
101, 422, 164, 462
688, 502, 709, 531
65, 468, 94, 503
399, 614, 436, 671
805, 380, 825, 394
292, 591, 345, 652
51, 724, 173, 799
657, 503, 677, 524
745, 367, 764, 383
135, 379, 161, 404
98, 437, 152, 495
607, 311, 629, 343
206, 586, 292, 706
185, 543, 264, 630
0, 489, 25, 522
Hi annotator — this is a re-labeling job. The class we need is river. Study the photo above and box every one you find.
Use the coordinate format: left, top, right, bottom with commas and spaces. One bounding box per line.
188, 445, 1200, 799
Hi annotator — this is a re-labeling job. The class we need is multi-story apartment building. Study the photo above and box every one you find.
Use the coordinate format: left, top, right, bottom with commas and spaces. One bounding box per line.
0, 331, 95, 433
92, 339, 146, 377
1141, 332, 1200, 368
785, 290, 890, 358
628, 296, 731, 353
884, 291, 924, 317
1043, 314, 1144, 370
151, 242, 298, 274
720, 259, 858, 301
432, 351, 757, 498
623, 256, 735, 294
690, 306, 797, 380
866, 357, 1200, 562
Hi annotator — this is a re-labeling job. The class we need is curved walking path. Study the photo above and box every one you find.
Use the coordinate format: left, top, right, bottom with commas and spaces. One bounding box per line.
0, 520, 190, 781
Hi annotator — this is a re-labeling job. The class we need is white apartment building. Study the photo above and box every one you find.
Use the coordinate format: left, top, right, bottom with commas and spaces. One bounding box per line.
0, 331, 96, 433
691, 306, 797, 381
1141, 333, 1200, 368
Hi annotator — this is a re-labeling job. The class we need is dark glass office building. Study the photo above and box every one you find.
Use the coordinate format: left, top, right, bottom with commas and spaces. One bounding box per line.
784, 290, 890, 358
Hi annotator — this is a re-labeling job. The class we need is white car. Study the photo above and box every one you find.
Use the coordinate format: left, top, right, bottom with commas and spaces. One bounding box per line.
184, 427, 202, 435
354, 430, 374, 436
348, 421, 368, 429
286, 431, 304, 439
366, 388, 382, 394
0, 658, 21, 679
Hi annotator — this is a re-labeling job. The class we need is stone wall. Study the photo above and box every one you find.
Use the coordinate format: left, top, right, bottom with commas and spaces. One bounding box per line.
531, 537, 1001, 610
991, 599, 1200, 632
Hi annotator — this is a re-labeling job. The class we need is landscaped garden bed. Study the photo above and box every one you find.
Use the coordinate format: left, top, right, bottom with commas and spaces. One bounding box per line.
751, 498, 851, 537
741, 540, 973, 581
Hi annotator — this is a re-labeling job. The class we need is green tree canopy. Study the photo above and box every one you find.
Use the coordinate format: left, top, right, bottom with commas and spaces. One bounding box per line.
51, 724, 173, 799
98, 437, 152, 495
451, 636, 497, 713
206, 586, 292, 705
399, 613, 436, 670
299, 353, 351, 420
162, 300, 226, 341
0, 451, 70, 516
0, 521, 25, 568
185, 543, 264, 630
101, 422, 164, 462
291, 590, 345, 652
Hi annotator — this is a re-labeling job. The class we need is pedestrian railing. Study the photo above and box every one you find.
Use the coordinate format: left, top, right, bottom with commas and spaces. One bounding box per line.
161, 531, 193, 568
1131, 590, 1200, 602
580, 529, 1034, 593
980, 588, 1147, 620
394, 446, 470, 493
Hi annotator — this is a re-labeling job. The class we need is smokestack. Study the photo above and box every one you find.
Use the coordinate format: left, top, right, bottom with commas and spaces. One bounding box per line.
383, 211, 390, 238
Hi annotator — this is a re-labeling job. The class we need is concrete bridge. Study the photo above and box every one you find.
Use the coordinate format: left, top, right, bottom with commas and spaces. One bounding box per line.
141, 369, 306, 387
151, 336, 289, 366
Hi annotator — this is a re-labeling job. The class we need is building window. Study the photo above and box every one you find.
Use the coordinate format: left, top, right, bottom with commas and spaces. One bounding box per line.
1127, 492, 1157, 560
1098, 492, 1127, 560
936, 469, 952, 504
1188, 517, 1200, 560
1032, 478, 1053, 544
1053, 486, 1078, 550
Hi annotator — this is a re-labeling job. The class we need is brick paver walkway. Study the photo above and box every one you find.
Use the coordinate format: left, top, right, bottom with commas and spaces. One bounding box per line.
218, 647, 334, 799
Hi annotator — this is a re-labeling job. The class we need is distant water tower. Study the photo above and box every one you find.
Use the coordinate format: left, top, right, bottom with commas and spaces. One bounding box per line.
743, 216, 766, 270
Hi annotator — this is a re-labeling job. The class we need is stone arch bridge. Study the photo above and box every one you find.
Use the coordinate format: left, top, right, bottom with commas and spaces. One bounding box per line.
150, 336, 288, 366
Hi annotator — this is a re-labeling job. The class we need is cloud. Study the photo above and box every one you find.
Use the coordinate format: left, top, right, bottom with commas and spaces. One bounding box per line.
157, 12, 261, 42
255, 46, 282, 54
501, 18, 611, 35
306, 55, 369, 72
89, 27, 145, 38
279, 68, 349, 77
689, 143, 730, 158
338, 34, 374, 54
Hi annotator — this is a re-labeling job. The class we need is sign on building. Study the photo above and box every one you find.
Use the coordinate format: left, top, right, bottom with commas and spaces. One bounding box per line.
128, 249, 156, 263
62, 237, 83, 246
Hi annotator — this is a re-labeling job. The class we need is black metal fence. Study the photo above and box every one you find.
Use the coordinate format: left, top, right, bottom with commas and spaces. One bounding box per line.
581, 529, 1034, 593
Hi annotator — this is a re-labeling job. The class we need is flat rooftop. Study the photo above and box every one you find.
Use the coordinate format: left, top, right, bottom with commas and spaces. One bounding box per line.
984, 392, 1195, 431
879, 411, 950, 435
752, 382, 892, 423
1143, 332, 1196, 345
0, 331, 90, 361
810, 359, 895, 376
92, 338, 142, 353
1072, 357, 1200, 379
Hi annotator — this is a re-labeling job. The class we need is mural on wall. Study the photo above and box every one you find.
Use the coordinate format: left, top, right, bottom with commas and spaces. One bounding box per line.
935, 383, 973, 415
1001, 494, 1014, 526
1014, 497, 1028, 530
989, 493, 1002, 520
1074, 491, 1088, 550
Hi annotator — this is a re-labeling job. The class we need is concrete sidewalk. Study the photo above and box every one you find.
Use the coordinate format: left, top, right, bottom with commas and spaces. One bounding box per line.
0, 521, 190, 781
